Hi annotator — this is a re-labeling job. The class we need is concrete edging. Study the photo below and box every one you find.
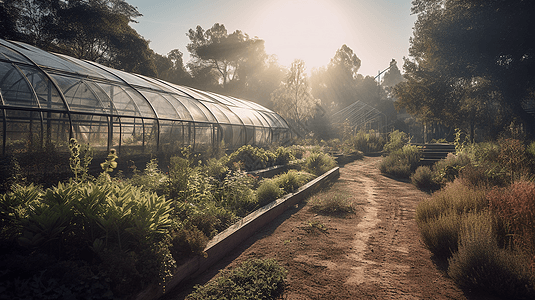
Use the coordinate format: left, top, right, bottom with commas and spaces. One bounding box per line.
139, 166, 340, 300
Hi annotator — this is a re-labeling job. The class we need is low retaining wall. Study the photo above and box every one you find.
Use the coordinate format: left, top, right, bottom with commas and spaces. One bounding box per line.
137, 166, 340, 300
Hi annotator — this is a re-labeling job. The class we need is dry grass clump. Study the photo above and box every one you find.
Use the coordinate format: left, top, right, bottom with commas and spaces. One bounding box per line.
448, 212, 535, 299
488, 181, 535, 268
415, 180, 487, 224
308, 191, 355, 217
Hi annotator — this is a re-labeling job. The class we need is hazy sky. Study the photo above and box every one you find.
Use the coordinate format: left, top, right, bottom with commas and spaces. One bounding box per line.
127, 0, 417, 77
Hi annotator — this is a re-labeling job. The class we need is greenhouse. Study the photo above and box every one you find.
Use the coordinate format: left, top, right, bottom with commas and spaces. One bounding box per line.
0, 38, 290, 156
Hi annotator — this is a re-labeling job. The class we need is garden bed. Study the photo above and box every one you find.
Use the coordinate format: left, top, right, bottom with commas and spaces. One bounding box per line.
136, 166, 340, 300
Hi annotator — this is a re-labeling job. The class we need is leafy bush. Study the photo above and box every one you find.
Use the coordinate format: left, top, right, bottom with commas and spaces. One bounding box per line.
218, 171, 257, 217
227, 145, 271, 171
273, 170, 315, 194
128, 158, 168, 194
346, 130, 386, 154
186, 258, 287, 300
433, 152, 471, 185
0, 180, 175, 297
256, 179, 283, 207
383, 130, 409, 153
448, 213, 535, 299
303, 152, 337, 176
273, 146, 295, 165
379, 145, 420, 178
170, 227, 209, 261
411, 165, 440, 191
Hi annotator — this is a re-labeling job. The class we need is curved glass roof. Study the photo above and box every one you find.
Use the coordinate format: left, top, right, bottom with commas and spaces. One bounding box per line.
0, 38, 290, 153
0, 39, 287, 126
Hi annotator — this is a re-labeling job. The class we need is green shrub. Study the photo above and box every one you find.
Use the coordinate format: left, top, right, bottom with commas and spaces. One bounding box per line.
218, 171, 257, 217
274, 146, 295, 165
1, 180, 175, 297
448, 213, 535, 299
347, 130, 386, 153
128, 158, 168, 194
256, 179, 283, 207
383, 130, 409, 153
273, 170, 315, 194
186, 258, 287, 300
170, 227, 209, 261
289, 145, 306, 159
411, 166, 440, 190
303, 152, 337, 176
227, 145, 271, 171
433, 153, 471, 184
379, 145, 420, 178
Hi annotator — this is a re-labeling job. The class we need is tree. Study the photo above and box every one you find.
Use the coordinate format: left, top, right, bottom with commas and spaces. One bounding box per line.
3, 0, 157, 76
271, 60, 319, 127
186, 23, 267, 91
153, 49, 191, 85
397, 0, 535, 138
381, 59, 403, 88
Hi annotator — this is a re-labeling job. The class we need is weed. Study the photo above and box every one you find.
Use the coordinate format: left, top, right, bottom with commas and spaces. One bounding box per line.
186, 258, 287, 300
308, 192, 355, 216
303, 219, 328, 235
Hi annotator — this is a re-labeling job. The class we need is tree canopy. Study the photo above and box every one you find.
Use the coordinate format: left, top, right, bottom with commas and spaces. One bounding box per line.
1, 0, 157, 76
271, 60, 319, 129
395, 0, 535, 139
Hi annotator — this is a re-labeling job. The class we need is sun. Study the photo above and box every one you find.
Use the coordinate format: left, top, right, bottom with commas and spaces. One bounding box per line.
249, 0, 350, 71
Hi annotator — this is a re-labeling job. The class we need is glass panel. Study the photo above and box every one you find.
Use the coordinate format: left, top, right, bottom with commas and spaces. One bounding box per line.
0, 42, 31, 63
56, 54, 121, 82
228, 107, 259, 126
159, 120, 185, 153
0, 62, 38, 108
177, 96, 209, 122
123, 87, 157, 118
4, 110, 43, 153
119, 117, 145, 149
143, 119, 158, 151
177, 86, 215, 102
163, 94, 193, 121
251, 111, 269, 127
19, 67, 66, 111
97, 64, 158, 89
138, 90, 178, 119
159, 82, 195, 98
110, 116, 122, 150
85, 81, 117, 115
232, 125, 244, 147
194, 123, 212, 146
200, 101, 230, 123
245, 126, 255, 145
98, 83, 141, 117
257, 111, 278, 127
11, 41, 90, 75
71, 114, 108, 150
51, 75, 108, 114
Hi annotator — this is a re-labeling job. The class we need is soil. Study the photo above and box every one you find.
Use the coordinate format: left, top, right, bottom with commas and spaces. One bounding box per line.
162, 156, 473, 300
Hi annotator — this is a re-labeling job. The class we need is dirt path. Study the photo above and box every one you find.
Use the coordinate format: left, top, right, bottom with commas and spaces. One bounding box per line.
164, 156, 467, 299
